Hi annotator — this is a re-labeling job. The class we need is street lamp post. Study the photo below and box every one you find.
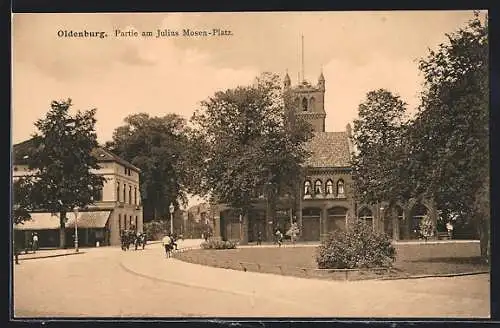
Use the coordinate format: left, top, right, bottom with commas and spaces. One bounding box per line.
73, 206, 79, 253
380, 206, 385, 234
169, 203, 175, 235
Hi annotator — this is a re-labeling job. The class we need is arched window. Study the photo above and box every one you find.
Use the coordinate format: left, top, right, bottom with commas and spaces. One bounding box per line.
302, 97, 308, 111
309, 97, 316, 111
337, 179, 345, 196
314, 180, 322, 194
326, 180, 334, 195
129, 185, 132, 204
304, 180, 312, 195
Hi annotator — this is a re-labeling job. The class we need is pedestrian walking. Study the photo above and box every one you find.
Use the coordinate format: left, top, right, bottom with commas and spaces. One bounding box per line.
171, 233, 178, 250
257, 231, 262, 246
32, 233, 39, 253
162, 233, 173, 258
275, 229, 283, 248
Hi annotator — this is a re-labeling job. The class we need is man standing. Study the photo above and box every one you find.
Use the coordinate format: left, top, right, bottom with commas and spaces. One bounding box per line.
32, 233, 39, 253
446, 221, 454, 240
275, 229, 283, 247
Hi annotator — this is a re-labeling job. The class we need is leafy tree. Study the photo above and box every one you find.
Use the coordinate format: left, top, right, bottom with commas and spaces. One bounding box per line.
105, 113, 191, 221
351, 89, 411, 216
190, 72, 312, 235
409, 13, 489, 260
24, 99, 105, 248
12, 178, 34, 225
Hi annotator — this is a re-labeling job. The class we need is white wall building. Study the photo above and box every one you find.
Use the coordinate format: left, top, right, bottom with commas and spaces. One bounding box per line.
13, 140, 143, 248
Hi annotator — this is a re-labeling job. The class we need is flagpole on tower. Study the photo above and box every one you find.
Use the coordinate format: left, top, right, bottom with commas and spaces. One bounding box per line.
301, 34, 305, 82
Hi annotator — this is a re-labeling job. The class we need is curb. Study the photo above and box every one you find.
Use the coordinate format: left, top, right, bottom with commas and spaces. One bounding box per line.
16, 251, 86, 262
171, 248, 490, 282
378, 270, 490, 280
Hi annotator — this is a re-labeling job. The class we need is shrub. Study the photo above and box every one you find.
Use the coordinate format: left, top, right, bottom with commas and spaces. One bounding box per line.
316, 221, 396, 269
418, 215, 434, 240
143, 220, 167, 241
201, 239, 237, 250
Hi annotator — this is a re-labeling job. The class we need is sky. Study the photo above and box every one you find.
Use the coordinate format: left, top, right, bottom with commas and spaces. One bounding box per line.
12, 11, 483, 207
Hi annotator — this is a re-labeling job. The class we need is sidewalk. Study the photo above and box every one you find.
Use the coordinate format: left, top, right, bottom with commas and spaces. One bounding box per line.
15, 248, 86, 261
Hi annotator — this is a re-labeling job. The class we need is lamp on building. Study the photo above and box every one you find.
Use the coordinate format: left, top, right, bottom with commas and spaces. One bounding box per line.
73, 206, 79, 253
169, 203, 175, 234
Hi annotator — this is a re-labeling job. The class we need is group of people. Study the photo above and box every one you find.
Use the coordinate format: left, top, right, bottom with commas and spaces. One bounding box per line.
255, 223, 300, 247
120, 230, 147, 251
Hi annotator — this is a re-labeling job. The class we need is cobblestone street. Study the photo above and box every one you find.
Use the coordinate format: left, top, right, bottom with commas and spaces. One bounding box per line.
13, 240, 490, 318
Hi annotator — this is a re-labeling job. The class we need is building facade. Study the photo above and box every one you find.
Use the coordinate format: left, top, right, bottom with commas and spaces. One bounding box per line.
13, 140, 144, 248
211, 72, 438, 243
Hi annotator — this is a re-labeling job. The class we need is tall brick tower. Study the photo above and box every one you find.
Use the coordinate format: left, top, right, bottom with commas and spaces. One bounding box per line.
283, 71, 327, 132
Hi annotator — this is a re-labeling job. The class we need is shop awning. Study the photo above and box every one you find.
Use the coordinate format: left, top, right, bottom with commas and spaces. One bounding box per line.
66, 211, 111, 229
14, 211, 111, 230
14, 213, 60, 230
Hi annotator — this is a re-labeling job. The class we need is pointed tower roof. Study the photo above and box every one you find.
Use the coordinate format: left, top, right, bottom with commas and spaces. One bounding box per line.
318, 70, 325, 82
284, 70, 291, 83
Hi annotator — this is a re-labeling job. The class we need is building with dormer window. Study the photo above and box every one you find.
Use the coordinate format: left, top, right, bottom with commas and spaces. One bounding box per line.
13, 139, 144, 248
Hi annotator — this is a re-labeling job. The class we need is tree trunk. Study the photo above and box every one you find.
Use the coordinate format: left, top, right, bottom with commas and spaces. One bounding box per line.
478, 217, 489, 263
59, 211, 66, 249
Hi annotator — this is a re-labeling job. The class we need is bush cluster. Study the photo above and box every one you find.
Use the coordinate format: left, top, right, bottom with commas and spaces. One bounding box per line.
316, 221, 396, 269
143, 220, 166, 241
201, 239, 237, 250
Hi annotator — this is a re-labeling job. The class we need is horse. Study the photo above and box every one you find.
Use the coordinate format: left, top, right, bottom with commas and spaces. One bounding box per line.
164, 241, 175, 258
120, 230, 136, 251
134, 233, 147, 250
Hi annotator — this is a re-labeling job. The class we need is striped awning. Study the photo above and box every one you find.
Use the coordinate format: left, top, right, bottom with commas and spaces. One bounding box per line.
14, 211, 111, 230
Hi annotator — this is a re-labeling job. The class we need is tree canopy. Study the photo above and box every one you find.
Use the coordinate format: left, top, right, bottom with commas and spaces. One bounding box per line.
190, 72, 312, 217
350, 13, 489, 259
105, 113, 192, 220
12, 178, 34, 225
408, 13, 489, 258
22, 99, 106, 248
351, 89, 410, 206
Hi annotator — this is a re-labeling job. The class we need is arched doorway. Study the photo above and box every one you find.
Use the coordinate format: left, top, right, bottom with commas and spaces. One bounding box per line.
327, 207, 347, 233
302, 208, 321, 241
248, 209, 266, 243
220, 209, 240, 241
393, 205, 405, 240
358, 207, 373, 229
410, 203, 429, 239
383, 205, 403, 239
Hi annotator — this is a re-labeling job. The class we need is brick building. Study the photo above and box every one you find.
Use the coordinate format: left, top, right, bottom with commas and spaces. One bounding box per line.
211, 72, 438, 243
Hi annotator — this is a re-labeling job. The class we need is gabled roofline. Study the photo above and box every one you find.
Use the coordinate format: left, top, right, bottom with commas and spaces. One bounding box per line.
97, 148, 141, 173
12, 139, 141, 173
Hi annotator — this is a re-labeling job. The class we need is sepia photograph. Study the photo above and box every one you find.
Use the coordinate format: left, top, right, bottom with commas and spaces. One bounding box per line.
11, 10, 490, 319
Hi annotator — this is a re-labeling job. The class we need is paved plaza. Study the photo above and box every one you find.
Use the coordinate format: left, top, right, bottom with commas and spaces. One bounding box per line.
13, 240, 490, 318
